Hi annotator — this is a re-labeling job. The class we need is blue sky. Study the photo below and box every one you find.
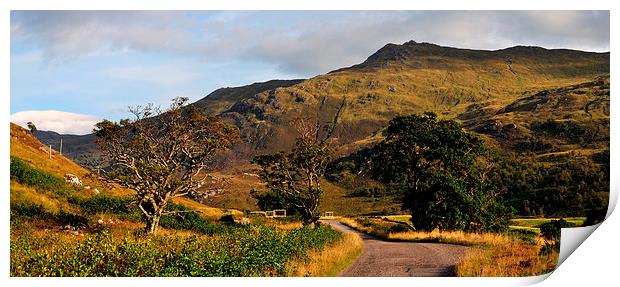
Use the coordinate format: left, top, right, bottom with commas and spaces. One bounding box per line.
10, 11, 610, 134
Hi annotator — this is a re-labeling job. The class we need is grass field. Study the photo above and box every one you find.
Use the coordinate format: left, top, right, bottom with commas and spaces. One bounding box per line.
510, 217, 586, 228
286, 232, 363, 276
10, 219, 346, 276
382, 215, 413, 225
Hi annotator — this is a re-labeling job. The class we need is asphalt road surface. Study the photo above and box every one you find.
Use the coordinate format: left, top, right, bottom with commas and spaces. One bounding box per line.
323, 220, 473, 277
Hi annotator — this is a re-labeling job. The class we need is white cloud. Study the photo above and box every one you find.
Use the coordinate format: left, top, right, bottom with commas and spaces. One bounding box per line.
11, 11, 610, 76
242, 11, 610, 74
11, 11, 191, 60
10, 110, 101, 135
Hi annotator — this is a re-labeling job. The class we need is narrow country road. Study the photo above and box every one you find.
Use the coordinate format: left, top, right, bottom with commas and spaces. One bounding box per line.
322, 220, 472, 277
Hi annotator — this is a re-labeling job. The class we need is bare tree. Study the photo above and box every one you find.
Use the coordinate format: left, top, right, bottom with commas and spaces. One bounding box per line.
252, 96, 346, 225
94, 97, 239, 234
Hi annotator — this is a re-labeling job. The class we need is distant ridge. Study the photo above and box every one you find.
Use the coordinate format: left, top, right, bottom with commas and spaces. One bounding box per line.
339, 41, 609, 72
192, 79, 304, 115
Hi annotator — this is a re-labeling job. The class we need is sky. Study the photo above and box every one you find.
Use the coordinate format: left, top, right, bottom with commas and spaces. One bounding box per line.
10, 10, 610, 134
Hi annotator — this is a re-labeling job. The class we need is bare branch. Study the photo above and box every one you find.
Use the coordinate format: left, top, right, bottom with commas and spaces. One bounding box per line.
94, 98, 239, 234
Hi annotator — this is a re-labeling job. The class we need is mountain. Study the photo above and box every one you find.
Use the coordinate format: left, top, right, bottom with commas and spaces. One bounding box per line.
31, 41, 609, 214
215, 41, 608, 157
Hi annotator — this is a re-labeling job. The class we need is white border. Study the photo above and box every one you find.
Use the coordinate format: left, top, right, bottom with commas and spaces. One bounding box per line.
2, 1, 616, 287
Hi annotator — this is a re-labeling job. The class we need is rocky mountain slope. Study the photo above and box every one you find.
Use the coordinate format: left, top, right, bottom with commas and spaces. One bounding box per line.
215, 41, 608, 157
192, 79, 304, 115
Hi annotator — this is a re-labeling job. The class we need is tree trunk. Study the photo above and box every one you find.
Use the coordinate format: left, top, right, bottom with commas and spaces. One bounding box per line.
302, 209, 319, 228
145, 213, 161, 235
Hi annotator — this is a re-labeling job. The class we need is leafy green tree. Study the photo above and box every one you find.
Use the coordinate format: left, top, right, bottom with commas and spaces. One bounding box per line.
490, 153, 609, 218
250, 188, 293, 213
370, 112, 510, 232
94, 97, 239, 234
539, 218, 573, 242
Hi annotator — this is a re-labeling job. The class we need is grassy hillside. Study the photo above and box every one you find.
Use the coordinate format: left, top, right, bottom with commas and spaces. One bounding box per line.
465, 76, 609, 156
11, 123, 117, 194
10, 123, 133, 222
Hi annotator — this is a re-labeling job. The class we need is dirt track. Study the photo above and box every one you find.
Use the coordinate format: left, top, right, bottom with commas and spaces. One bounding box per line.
323, 220, 472, 277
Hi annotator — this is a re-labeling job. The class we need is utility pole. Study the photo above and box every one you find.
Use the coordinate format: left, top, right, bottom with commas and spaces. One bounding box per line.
49, 145, 52, 159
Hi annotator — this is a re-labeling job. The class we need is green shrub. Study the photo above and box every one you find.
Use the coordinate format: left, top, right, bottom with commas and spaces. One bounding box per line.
583, 208, 607, 226
10, 202, 48, 219
539, 242, 557, 256
69, 195, 134, 215
539, 218, 574, 241
11, 225, 342, 276
68, 195, 142, 221
355, 217, 390, 237
158, 203, 239, 235
219, 214, 236, 224
56, 210, 89, 228
508, 229, 538, 245
250, 189, 298, 215
10, 202, 89, 228
10, 157, 70, 196
538, 218, 575, 255
388, 223, 412, 233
